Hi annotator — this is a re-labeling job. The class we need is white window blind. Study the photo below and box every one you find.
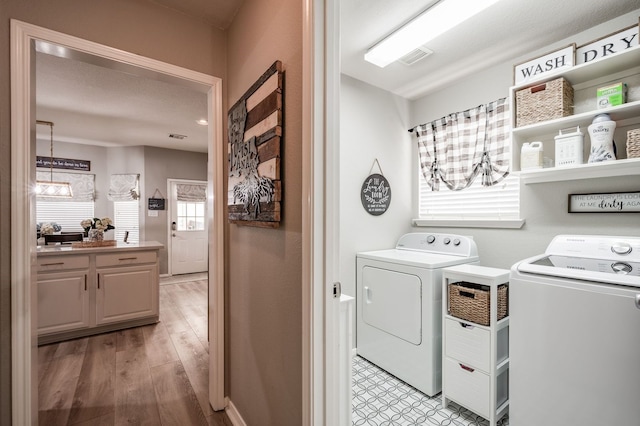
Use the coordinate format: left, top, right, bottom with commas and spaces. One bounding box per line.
418, 169, 520, 220
36, 201, 94, 232
113, 201, 140, 243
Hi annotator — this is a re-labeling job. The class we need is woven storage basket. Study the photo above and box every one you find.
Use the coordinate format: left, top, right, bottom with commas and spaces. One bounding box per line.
448, 282, 508, 326
515, 77, 573, 127
627, 129, 640, 159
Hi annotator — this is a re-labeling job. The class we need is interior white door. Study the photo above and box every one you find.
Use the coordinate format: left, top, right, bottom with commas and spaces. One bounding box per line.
169, 179, 208, 275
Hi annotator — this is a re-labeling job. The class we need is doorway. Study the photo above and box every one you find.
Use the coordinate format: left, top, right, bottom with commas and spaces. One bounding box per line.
10, 20, 225, 424
168, 179, 209, 276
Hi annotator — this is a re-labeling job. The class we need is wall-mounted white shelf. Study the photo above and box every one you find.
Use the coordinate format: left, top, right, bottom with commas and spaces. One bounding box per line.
518, 157, 640, 184
510, 44, 640, 182
512, 44, 640, 91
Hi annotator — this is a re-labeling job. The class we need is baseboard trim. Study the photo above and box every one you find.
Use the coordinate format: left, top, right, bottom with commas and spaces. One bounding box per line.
352, 348, 357, 357
225, 398, 248, 426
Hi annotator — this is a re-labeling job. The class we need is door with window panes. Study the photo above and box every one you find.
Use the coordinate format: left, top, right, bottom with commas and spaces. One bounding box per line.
170, 180, 208, 275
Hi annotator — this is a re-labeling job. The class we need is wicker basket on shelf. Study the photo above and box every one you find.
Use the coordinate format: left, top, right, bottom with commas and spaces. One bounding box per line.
515, 77, 573, 127
627, 129, 640, 159
448, 282, 508, 326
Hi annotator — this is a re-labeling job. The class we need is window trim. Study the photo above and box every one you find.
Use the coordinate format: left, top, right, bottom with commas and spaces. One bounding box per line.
412, 218, 525, 229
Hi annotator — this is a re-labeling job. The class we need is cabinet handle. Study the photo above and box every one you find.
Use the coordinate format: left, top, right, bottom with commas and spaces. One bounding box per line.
118, 257, 137, 261
84, 275, 87, 291
460, 322, 474, 329
41, 262, 64, 266
459, 364, 475, 373
97, 275, 100, 289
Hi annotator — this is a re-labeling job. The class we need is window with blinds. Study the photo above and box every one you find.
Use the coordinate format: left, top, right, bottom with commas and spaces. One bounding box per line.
36, 201, 94, 232
418, 171, 520, 220
113, 201, 140, 243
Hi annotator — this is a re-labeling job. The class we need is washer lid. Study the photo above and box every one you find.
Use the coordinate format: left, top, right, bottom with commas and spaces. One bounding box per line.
517, 254, 640, 287
516, 234, 640, 288
357, 248, 479, 269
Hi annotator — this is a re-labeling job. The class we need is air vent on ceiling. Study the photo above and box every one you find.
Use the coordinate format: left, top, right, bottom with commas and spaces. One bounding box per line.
169, 133, 187, 140
398, 46, 433, 66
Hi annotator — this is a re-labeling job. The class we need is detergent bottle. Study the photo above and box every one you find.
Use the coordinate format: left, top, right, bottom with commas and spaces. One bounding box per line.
587, 113, 617, 163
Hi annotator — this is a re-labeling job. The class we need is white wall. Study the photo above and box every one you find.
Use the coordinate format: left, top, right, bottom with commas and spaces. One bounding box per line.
408, 10, 640, 269
339, 75, 414, 301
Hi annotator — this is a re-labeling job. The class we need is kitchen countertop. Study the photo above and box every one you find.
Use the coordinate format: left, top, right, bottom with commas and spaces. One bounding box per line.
37, 240, 164, 256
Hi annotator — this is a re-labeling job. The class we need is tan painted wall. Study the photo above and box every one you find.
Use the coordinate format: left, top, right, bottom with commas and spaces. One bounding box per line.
225, 0, 303, 424
0, 1, 227, 422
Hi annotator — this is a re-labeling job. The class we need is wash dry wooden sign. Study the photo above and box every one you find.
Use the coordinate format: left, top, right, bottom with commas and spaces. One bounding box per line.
228, 61, 283, 228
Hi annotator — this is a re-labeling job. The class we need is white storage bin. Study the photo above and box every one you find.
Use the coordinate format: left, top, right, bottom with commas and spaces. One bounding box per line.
555, 126, 584, 167
444, 358, 491, 419
444, 318, 490, 372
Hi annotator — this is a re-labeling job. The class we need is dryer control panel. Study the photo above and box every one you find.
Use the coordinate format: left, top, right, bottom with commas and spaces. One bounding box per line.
396, 233, 478, 258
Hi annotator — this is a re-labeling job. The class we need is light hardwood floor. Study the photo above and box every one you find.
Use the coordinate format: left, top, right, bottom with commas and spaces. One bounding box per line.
38, 279, 231, 426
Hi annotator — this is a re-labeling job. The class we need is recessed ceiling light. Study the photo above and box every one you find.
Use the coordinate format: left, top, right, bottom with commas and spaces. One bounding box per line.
196, 119, 208, 126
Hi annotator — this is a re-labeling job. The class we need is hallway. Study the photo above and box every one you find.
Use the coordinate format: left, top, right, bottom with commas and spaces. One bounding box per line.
37, 278, 229, 426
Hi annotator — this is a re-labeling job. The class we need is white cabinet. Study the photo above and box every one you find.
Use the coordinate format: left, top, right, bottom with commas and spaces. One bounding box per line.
96, 264, 158, 325
37, 244, 161, 344
510, 45, 640, 183
442, 264, 509, 426
37, 270, 90, 335
37, 254, 91, 335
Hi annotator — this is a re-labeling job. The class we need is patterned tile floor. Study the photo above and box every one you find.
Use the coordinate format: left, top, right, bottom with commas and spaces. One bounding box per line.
353, 356, 509, 426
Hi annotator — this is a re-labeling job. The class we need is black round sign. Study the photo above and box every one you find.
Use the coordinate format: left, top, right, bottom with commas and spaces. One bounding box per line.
361, 173, 391, 216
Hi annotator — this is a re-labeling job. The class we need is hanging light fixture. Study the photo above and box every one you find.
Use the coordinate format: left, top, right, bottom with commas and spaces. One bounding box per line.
35, 120, 73, 198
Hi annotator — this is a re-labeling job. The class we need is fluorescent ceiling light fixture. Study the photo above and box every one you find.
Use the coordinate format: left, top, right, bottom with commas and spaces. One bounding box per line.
365, 0, 502, 68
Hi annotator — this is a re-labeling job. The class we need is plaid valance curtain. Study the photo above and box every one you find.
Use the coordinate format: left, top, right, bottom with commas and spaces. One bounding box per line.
415, 98, 510, 191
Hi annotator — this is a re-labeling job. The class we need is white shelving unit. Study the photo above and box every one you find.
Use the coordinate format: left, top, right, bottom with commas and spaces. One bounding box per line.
510, 44, 640, 184
442, 264, 510, 426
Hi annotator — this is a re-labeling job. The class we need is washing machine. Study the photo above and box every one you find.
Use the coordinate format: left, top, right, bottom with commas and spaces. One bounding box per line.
356, 233, 479, 396
510, 234, 640, 426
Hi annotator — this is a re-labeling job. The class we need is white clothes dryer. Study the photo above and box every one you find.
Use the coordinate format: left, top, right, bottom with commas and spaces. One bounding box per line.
356, 233, 479, 396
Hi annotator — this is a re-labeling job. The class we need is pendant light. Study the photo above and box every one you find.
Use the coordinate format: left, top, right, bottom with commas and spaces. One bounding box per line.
35, 120, 73, 198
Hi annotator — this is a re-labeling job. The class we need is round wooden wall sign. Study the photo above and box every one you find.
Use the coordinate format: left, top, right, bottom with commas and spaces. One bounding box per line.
361, 173, 391, 216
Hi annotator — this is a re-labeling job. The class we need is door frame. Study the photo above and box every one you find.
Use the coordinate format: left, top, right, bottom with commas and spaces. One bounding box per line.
10, 20, 226, 424
302, 0, 342, 423
166, 178, 209, 276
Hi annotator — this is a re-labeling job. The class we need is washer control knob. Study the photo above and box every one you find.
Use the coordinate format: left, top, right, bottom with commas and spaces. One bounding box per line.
427, 235, 436, 244
443, 238, 451, 245
453, 238, 461, 246
611, 243, 632, 255
611, 262, 632, 275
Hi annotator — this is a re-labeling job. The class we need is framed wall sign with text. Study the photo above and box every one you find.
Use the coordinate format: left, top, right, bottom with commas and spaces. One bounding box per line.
568, 191, 640, 213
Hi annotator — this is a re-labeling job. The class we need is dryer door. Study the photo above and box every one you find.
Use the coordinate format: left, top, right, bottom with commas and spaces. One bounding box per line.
361, 266, 422, 345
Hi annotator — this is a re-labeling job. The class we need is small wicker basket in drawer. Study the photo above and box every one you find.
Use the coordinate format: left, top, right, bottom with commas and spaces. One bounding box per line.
627, 129, 640, 159
448, 282, 508, 326
515, 77, 573, 127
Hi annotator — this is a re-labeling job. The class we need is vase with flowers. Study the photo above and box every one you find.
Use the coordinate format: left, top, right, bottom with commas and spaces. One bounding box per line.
81, 217, 115, 242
